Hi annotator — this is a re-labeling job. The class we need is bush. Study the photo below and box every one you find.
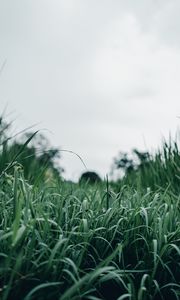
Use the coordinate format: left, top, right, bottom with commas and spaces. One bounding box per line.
79, 171, 102, 184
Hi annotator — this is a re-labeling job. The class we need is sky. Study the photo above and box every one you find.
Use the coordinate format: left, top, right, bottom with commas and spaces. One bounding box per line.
0, 0, 180, 180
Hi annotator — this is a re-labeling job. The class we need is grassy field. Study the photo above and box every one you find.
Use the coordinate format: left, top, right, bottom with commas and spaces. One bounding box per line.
0, 120, 179, 299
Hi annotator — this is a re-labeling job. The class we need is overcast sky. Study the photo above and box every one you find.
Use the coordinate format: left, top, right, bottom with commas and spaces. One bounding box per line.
0, 0, 180, 180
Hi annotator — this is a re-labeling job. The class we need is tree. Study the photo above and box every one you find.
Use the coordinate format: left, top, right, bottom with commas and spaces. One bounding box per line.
79, 171, 101, 184
111, 149, 150, 178
112, 152, 135, 176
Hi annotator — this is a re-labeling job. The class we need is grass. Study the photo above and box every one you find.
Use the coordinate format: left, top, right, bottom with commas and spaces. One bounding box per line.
0, 118, 179, 299
113, 138, 180, 195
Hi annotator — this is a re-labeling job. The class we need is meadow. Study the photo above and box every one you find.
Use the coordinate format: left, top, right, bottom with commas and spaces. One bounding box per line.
0, 117, 179, 300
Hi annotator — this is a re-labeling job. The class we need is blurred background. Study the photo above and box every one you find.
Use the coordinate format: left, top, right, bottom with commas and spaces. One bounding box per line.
0, 0, 180, 180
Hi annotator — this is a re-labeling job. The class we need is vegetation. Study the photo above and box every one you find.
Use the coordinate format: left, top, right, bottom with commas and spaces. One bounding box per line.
0, 116, 179, 300
79, 171, 102, 184
0, 116, 63, 184
112, 143, 180, 194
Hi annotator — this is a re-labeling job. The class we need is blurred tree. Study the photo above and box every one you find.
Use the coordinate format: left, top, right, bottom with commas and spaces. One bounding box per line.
133, 149, 150, 166
111, 149, 150, 177
112, 152, 135, 175
79, 171, 101, 184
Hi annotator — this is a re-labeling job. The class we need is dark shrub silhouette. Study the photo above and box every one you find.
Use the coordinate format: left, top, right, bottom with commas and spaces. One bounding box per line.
79, 171, 101, 184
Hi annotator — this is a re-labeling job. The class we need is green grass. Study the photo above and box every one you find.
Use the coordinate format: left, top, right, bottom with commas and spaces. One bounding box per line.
114, 138, 180, 195
0, 170, 179, 299
0, 118, 179, 299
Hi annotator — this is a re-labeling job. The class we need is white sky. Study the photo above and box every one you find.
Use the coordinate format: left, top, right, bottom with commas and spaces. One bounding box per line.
0, 0, 180, 180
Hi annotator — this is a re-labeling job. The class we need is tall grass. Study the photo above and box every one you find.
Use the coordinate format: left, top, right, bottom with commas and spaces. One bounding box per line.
0, 169, 179, 299
0, 116, 62, 185
115, 139, 180, 195
0, 118, 179, 299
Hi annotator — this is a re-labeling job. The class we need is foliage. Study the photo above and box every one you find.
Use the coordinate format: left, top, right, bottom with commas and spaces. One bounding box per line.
112, 149, 150, 175
0, 117, 179, 299
112, 142, 180, 194
0, 116, 63, 184
79, 171, 102, 184
0, 168, 179, 300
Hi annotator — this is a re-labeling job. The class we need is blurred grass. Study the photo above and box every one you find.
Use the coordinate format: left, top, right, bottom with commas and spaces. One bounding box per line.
0, 116, 63, 185
114, 139, 180, 195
